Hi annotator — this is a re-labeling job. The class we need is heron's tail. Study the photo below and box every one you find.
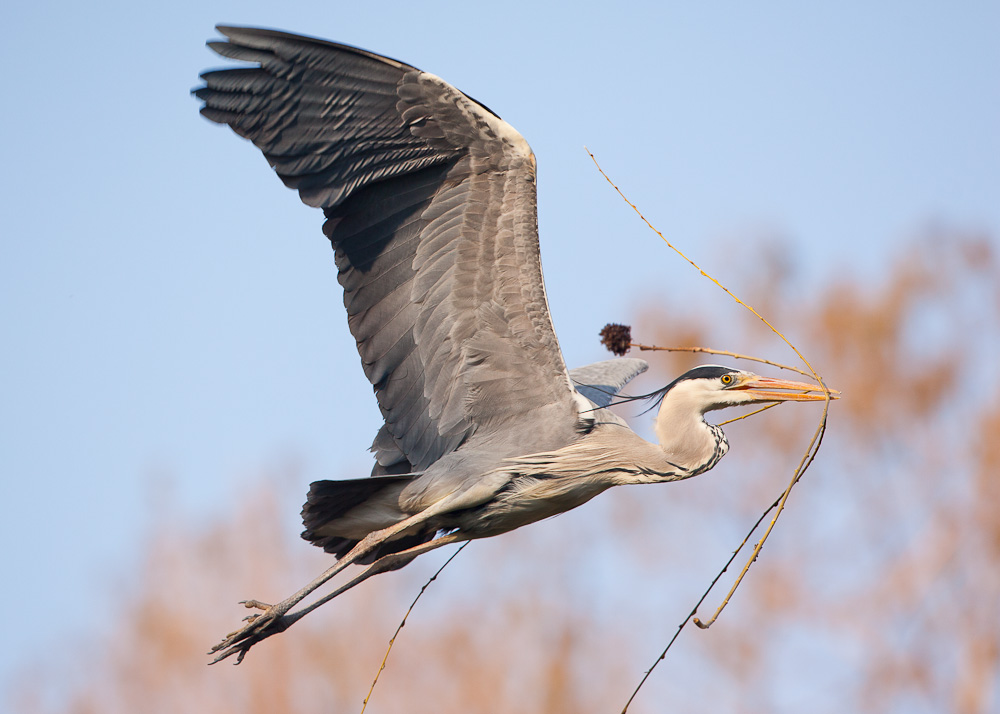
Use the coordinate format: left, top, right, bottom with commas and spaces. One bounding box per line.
300, 475, 436, 565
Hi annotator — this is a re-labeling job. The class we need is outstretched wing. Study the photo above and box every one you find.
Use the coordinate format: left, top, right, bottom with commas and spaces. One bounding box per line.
196, 27, 580, 471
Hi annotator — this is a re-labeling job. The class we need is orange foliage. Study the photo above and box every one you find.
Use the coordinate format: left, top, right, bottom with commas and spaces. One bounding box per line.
10, 229, 999, 713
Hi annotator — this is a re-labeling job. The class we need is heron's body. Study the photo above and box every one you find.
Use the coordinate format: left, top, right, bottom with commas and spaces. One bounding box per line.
195, 27, 834, 662
301, 367, 738, 556
318, 426, 665, 544
302, 381, 672, 556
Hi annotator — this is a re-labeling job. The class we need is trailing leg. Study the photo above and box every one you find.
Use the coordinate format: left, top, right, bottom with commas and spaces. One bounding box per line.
208, 498, 465, 663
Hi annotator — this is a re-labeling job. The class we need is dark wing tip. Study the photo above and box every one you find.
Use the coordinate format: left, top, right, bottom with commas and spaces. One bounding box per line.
207, 24, 417, 71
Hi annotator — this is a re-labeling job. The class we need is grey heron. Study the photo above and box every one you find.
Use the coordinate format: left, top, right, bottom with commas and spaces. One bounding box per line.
194, 26, 835, 664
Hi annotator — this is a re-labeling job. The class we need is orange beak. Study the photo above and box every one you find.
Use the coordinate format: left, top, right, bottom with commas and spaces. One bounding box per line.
736, 376, 840, 403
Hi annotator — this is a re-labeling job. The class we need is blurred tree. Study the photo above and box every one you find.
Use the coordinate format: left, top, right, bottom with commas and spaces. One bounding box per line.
10, 230, 998, 714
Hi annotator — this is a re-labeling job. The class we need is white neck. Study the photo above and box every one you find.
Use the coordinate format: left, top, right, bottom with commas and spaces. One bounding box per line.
653, 383, 729, 474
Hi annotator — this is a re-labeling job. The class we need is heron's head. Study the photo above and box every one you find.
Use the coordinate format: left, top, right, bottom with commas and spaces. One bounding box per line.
656, 365, 837, 415
622, 364, 836, 476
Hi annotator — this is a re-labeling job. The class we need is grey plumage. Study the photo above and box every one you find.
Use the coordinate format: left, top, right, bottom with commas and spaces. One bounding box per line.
198, 26, 575, 478
196, 27, 834, 663
300, 359, 646, 561
570, 357, 648, 408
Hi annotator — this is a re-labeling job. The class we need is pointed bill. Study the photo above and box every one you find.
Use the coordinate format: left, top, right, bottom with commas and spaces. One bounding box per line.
736, 376, 839, 403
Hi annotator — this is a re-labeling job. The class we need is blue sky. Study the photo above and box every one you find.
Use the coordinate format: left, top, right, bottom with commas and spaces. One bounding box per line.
2, 0, 998, 699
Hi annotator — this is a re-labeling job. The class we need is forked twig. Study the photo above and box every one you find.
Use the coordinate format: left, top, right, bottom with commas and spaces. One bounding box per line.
360, 542, 470, 714
586, 149, 836, 712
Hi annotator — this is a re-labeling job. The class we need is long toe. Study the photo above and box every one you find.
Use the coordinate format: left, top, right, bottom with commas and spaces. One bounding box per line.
240, 599, 272, 611
209, 604, 292, 663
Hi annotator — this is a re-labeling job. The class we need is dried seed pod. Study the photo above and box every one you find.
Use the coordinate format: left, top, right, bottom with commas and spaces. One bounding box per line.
599, 323, 632, 356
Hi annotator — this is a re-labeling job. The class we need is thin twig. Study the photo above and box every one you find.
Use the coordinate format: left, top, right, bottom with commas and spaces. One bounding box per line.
693, 402, 829, 629
717, 402, 780, 426
619, 496, 782, 714
586, 149, 830, 392
360, 542, 470, 714
587, 149, 836, 712
630, 343, 816, 380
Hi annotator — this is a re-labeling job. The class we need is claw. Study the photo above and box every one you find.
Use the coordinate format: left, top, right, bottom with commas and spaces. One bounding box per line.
208, 598, 293, 664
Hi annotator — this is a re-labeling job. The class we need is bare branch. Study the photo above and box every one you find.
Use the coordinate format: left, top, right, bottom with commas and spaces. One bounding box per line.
631, 343, 816, 380
620, 495, 783, 713
361, 542, 470, 714
589, 149, 838, 712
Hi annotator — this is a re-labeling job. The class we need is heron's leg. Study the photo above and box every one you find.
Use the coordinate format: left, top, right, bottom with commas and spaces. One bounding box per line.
210, 532, 467, 664
209, 500, 463, 663
291, 532, 465, 619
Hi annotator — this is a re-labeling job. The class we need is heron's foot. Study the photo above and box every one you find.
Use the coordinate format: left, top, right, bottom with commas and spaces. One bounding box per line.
208, 599, 292, 664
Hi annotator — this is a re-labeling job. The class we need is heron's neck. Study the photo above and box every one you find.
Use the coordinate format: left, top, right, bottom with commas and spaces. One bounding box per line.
653, 397, 728, 476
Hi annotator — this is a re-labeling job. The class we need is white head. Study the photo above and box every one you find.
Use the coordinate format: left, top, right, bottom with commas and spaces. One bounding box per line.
658, 365, 834, 412
651, 365, 835, 472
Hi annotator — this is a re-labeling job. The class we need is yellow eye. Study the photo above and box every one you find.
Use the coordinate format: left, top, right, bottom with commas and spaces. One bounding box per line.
721, 374, 734, 385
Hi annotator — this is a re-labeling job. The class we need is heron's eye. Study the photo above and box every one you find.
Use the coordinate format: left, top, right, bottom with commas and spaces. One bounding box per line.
721, 374, 735, 386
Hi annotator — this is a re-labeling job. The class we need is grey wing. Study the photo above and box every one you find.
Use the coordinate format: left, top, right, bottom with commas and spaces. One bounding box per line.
569, 358, 648, 408
196, 27, 581, 472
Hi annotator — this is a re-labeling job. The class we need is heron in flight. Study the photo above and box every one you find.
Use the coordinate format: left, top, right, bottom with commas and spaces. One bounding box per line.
195, 26, 835, 663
